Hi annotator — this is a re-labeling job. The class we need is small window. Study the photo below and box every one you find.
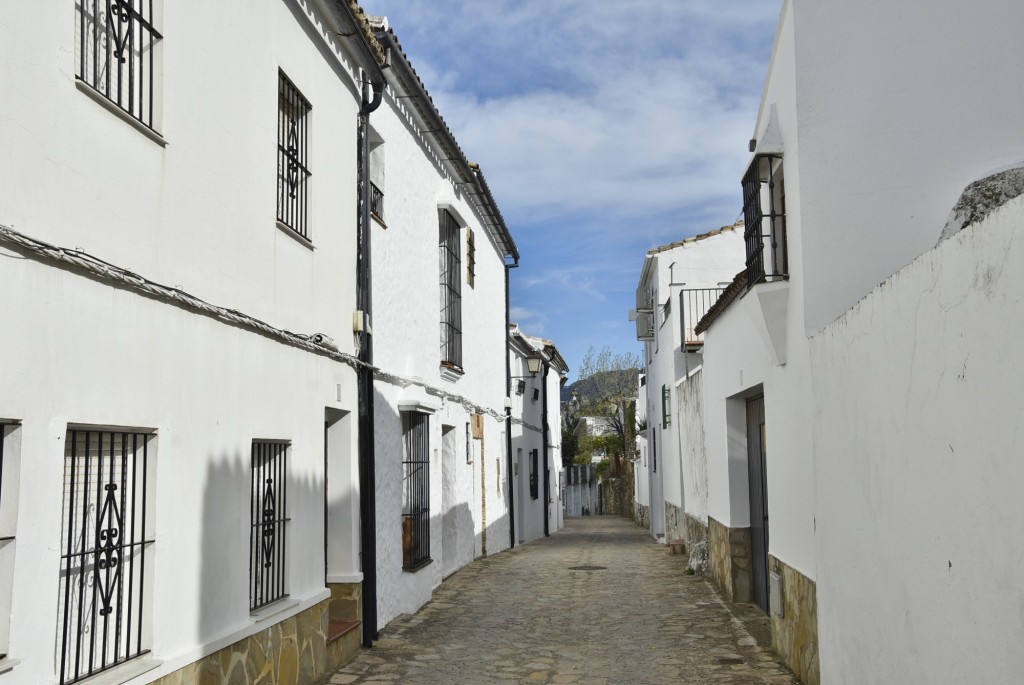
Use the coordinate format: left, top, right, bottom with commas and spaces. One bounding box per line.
57, 429, 154, 685
369, 128, 385, 226
661, 385, 671, 429
529, 449, 539, 500
75, 0, 163, 132
0, 423, 20, 663
402, 413, 431, 569
466, 227, 476, 288
277, 71, 312, 240
250, 440, 289, 611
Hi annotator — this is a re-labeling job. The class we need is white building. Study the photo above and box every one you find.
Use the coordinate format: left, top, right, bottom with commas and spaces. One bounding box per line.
679, 1, 1024, 684
508, 327, 568, 543
632, 224, 745, 544
633, 373, 651, 528
365, 19, 522, 630
0, 1, 384, 683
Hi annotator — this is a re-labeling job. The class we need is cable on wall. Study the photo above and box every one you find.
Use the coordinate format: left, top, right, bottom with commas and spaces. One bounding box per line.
0, 223, 543, 434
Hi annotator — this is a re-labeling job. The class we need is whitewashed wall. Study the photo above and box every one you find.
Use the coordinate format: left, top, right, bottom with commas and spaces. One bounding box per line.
792, 0, 1024, 332
810, 196, 1024, 684
369, 74, 511, 626
700, 1, 816, 579
0, 1, 366, 682
508, 341, 546, 544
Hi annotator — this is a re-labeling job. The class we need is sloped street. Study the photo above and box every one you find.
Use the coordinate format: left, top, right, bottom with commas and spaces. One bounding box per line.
330, 517, 796, 685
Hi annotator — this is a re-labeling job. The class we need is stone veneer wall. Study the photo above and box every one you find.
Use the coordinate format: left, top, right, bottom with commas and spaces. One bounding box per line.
708, 517, 752, 603
683, 513, 709, 574
768, 555, 819, 685
151, 585, 363, 685
664, 502, 684, 542
634, 503, 650, 529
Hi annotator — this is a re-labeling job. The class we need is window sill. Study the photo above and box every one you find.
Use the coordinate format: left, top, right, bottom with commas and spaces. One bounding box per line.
70, 657, 161, 685
371, 212, 387, 229
0, 658, 20, 676
276, 221, 315, 250
249, 597, 299, 623
439, 363, 464, 383
402, 558, 433, 573
75, 79, 166, 148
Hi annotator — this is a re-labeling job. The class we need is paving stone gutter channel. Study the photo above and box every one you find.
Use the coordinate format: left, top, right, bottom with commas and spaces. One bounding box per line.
328, 516, 798, 685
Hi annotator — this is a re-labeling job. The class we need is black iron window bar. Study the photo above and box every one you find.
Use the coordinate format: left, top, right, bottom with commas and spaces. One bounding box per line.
742, 154, 788, 288
466, 227, 476, 287
277, 72, 312, 240
530, 449, 539, 499
679, 287, 726, 347
439, 210, 463, 368
76, 0, 161, 132
402, 413, 431, 569
58, 430, 153, 685
250, 441, 289, 611
370, 182, 384, 223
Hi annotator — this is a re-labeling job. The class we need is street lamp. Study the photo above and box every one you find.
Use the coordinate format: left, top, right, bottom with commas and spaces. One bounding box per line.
511, 353, 543, 378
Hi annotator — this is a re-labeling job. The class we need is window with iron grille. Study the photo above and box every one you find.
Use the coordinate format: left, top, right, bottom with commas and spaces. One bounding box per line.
439, 209, 463, 368
75, 0, 162, 132
742, 154, 787, 287
277, 72, 312, 240
57, 429, 154, 685
661, 385, 671, 429
250, 441, 289, 611
529, 449, 539, 500
0, 424, 18, 663
466, 227, 476, 288
402, 413, 431, 569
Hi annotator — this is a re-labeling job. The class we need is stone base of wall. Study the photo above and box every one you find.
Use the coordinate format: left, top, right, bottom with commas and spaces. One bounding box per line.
151, 585, 362, 685
768, 556, 819, 685
708, 517, 751, 603
634, 503, 650, 529
664, 502, 683, 543
683, 514, 709, 574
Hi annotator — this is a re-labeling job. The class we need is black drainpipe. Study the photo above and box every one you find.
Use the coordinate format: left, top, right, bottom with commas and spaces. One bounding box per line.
542, 358, 550, 537
504, 260, 518, 549
357, 70, 384, 648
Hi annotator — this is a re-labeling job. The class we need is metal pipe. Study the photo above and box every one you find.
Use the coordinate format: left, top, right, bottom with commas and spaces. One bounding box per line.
542, 359, 550, 537
504, 261, 518, 549
357, 70, 384, 648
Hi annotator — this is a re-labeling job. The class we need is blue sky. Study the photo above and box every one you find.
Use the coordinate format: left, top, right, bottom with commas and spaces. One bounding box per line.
359, 0, 780, 379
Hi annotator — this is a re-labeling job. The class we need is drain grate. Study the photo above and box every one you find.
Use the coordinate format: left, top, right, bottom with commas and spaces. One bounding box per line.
567, 565, 607, 571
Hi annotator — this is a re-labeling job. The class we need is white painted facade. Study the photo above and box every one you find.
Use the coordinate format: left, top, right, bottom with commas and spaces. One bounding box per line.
633, 375, 650, 518
670, 1, 1024, 682
508, 328, 567, 544
367, 21, 519, 628
0, 0, 372, 682
633, 225, 745, 543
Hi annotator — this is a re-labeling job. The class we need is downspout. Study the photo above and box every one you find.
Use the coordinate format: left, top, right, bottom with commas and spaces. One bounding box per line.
542, 359, 551, 537
504, 261, 518, 548
357, 70, 384, 648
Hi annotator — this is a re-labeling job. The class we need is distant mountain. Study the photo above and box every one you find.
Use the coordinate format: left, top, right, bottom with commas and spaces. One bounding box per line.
561, 368, 639, 404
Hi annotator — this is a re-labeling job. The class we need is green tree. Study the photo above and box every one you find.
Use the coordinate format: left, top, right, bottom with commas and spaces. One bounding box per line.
572, 346, 641, 477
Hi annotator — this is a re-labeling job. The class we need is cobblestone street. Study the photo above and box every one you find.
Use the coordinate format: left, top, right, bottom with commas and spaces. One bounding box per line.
330, 517, 797, 685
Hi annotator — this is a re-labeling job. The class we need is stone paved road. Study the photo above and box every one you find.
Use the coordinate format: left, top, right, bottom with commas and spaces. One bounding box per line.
329, 517, 797, 685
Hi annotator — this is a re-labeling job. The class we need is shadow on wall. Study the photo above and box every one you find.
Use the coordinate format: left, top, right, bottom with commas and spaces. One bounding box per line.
197, 450, 325, 651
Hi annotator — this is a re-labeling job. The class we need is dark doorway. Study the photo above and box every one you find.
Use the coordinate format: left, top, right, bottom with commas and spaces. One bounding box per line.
746, 395, 770, 613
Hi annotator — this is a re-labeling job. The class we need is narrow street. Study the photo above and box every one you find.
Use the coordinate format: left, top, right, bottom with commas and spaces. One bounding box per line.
330, 517, 797, 685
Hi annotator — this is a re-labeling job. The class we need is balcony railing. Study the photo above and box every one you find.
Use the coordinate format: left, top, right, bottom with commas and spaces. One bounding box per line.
742, 154, 787, 287
680, 287, 726, 347
370, 182, 384, 223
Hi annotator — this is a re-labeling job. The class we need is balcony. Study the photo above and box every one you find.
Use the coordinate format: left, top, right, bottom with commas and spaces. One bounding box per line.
742, 154, 787, 288
679, 287, 726, 349
370, 182, 384, 224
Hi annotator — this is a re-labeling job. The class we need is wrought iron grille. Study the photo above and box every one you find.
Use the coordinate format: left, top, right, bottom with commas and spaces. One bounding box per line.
679, 287, 726, 347
662, 385, 671, 429
530, 449, 539, 499
75, 0, 162, 131
370, 182, 384, 223
439, 210, 463, 367
402, 413, 431, 569
58, 430, 153, 685
742, 154, 788, 287
277, 72, 311, 239
250, 441, 289, 611
466, 227, 476, 288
